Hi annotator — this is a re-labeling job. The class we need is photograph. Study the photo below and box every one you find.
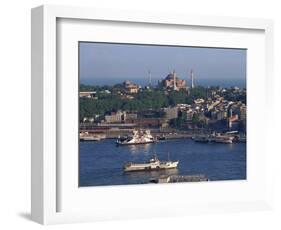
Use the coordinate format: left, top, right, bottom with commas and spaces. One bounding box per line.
78, 42, 247, 187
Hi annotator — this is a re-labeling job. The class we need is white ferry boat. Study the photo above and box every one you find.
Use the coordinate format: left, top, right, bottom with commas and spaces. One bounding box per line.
123, 154, 179, 172
80, 132, 106, 141
116, 129, 155, 145
192, 133, 234, 144
209, 133, 234, 144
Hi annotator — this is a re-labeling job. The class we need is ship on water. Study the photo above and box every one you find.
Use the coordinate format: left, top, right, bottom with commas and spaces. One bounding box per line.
80, 132, 106, 141
123, 154, 179, 172
192, 133, 235, 144
209, 133, 235, 144
116, 129, 155, 145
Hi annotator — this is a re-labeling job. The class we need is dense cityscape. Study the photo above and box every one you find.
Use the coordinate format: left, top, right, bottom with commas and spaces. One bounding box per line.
79, 70, 246, 136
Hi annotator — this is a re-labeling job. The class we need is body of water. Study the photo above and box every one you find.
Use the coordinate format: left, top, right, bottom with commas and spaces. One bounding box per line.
81, 78, 246, 89
79, 139, 246, 187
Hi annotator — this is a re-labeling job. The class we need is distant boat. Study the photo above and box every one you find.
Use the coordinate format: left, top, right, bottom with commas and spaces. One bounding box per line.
80, 132, 106, 141
209, 133, 234, 144
116, 129, 155, 145
192, 133, 234, 144
192, 135, 209, 143
123, 154, 179, 172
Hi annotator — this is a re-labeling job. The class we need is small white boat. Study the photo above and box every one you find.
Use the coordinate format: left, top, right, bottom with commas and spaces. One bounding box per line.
80, 132, 106, 141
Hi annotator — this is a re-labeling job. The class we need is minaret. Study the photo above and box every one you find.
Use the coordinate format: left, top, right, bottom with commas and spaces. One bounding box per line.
190, 69, 194, 89
173, 70, 177, 91
148, 70, 152, 87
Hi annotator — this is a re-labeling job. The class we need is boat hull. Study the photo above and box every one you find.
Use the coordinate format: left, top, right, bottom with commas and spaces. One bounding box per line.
213, 140, 232, 144
80, 137, 102, 141
124, 161, 179, 172
80, 133, 106, 141
194, 139, 209, 143
116, 140, 155, 146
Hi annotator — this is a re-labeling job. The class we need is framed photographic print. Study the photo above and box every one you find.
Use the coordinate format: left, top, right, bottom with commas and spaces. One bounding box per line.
31, 5, 274, 224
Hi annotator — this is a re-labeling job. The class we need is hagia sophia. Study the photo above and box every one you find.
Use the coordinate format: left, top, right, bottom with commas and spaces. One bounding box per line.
158, 70, 194, 91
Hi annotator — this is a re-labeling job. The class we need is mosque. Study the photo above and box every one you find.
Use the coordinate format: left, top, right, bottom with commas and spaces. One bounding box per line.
158, 70, 189, 91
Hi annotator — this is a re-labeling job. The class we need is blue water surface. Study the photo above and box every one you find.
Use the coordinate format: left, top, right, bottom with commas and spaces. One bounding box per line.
79, 139, 246, 187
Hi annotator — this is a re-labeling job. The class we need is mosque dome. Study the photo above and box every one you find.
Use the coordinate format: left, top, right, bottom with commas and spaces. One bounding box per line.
165, 71, 177, 80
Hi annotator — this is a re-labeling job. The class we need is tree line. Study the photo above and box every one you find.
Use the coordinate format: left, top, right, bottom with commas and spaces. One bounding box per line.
80, 85, 208, 119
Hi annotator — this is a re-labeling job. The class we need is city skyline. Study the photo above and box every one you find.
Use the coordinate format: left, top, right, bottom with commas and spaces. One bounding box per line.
79, 42, 247, 88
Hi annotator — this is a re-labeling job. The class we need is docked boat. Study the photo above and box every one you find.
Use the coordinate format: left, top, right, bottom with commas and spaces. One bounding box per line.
123, 154, 179, 172
209, 133, 234, 144
116, 129, 155, 145
80, 132, 106, 141
192, 133, 234, 144
192, 135, 209, 143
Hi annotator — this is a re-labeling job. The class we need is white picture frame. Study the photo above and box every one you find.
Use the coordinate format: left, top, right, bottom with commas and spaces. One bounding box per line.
31, 5, 274, 225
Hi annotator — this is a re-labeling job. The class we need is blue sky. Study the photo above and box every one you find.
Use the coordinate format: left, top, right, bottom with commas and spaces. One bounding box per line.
79, 42, 246, 87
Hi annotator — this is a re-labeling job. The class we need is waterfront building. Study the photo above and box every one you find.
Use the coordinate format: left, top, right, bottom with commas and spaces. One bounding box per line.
159, 70, 187, 91
105, 111, 126, 123
125, 117, 168, 128
164, 106, 178, 120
